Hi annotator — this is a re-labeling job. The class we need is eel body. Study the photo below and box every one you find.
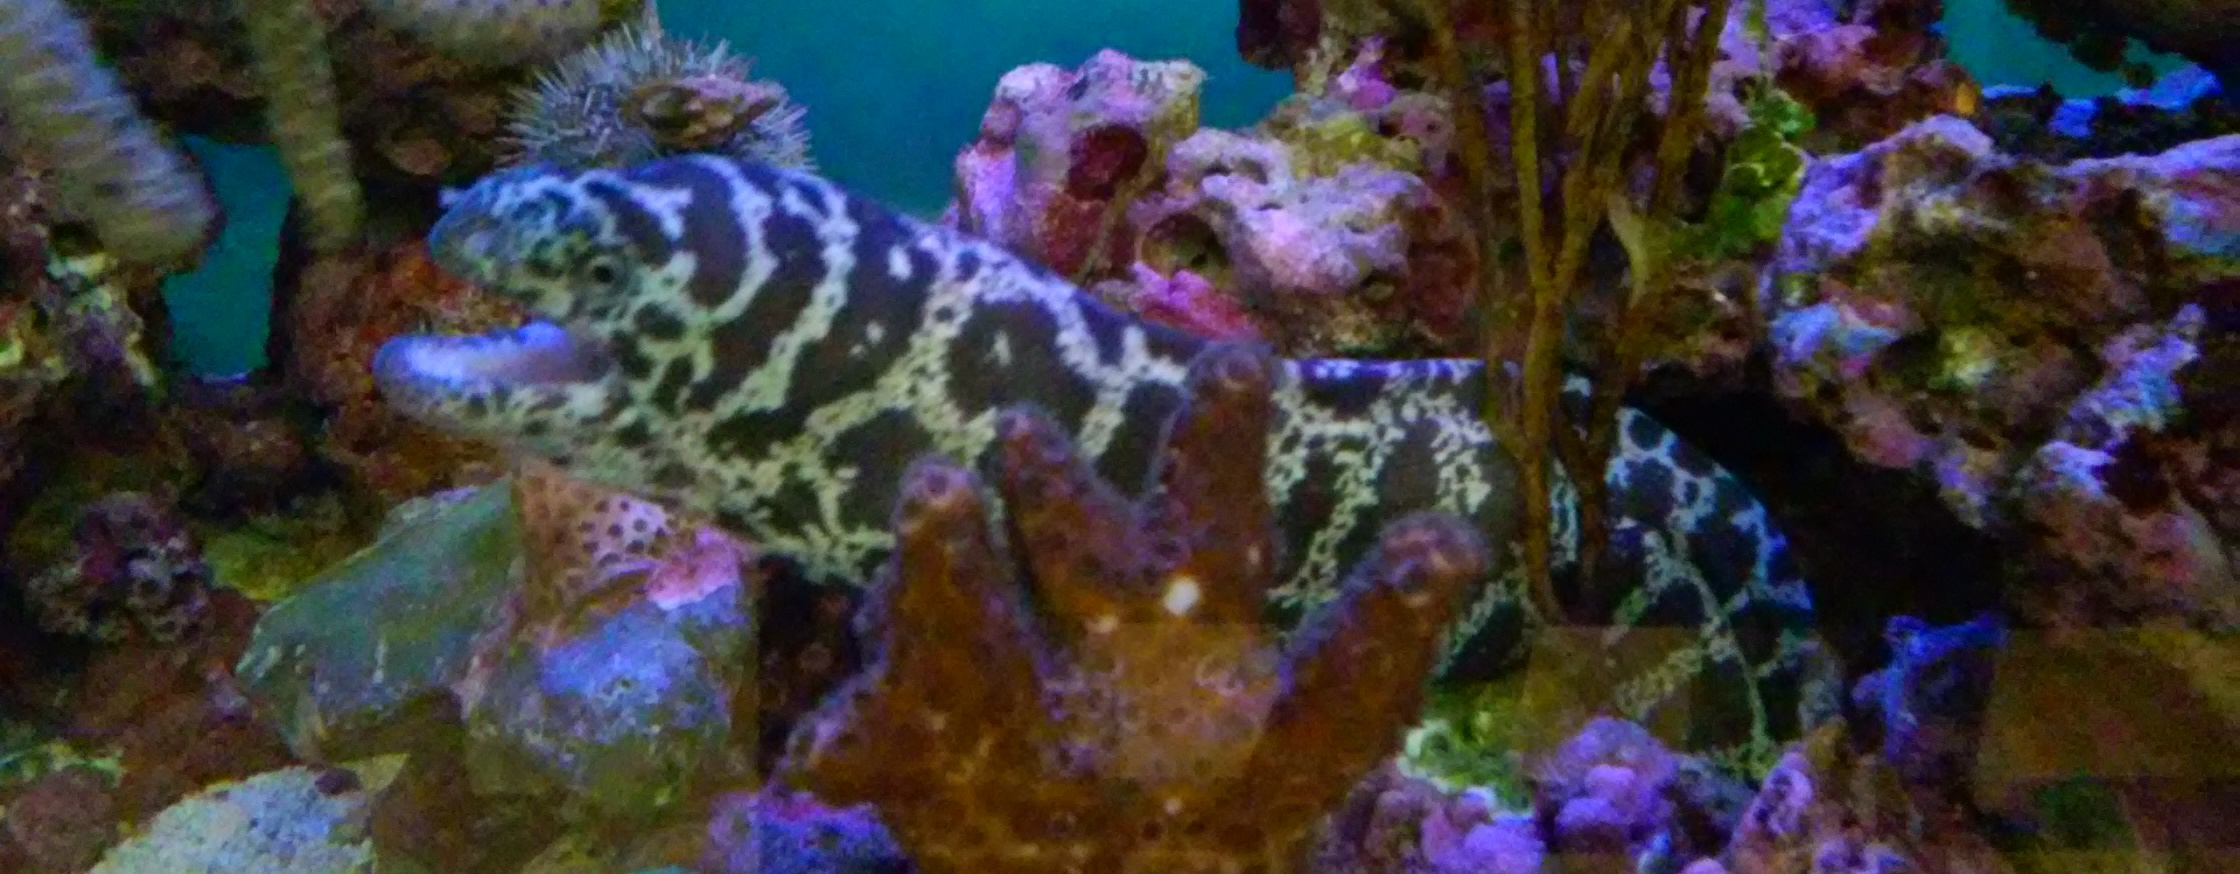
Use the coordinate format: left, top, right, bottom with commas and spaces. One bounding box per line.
374, 155, 1836, 773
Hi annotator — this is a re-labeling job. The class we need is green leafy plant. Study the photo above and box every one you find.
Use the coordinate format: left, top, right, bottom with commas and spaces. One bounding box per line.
1678, 85, 1815, 262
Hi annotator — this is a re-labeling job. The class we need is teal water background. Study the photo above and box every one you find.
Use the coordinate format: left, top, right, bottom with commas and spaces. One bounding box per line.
162, 0, 2190, 376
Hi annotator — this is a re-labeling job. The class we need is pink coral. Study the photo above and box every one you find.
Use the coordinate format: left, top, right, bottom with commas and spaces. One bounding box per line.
951, 48, 1478, 357
1313, 718, 1748, 873
1089, 263, 1264, 343
947, 49, 1205, 279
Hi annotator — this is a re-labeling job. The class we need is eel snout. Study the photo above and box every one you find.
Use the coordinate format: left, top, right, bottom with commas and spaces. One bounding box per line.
372, 320, 616, 440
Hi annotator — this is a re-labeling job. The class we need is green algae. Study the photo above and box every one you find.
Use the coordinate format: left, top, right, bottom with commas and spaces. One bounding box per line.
199, 499, 370, 603
235, 483, 522, 761
1679, 85, 1814, 263
1398, 677, 1536, 808
0, 720, 122, 791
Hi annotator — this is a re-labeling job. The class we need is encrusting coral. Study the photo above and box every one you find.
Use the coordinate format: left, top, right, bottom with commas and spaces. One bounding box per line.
506, 458, 696, 627
775, 343, 1489, 872
270, 238, 518, 507
0, 0, 217, 268
503, 23, 813, 171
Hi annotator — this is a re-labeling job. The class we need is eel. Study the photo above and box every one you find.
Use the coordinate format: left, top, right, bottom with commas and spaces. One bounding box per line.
373, 154, 1838, 774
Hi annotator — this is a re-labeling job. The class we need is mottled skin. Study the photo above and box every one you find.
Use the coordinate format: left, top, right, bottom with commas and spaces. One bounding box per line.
373, 154, 1835, 773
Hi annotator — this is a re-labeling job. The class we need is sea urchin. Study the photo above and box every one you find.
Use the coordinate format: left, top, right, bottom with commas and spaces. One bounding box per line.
502, 24, 813, 171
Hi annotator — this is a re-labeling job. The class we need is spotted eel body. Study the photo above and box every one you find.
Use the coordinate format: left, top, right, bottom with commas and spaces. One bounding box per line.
374, 154, 1837, 774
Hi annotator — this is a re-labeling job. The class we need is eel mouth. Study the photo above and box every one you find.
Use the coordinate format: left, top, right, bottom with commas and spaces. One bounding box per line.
372, 320, 616, 435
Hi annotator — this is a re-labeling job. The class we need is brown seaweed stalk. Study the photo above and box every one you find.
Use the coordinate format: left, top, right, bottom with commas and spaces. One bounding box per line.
1407, 0, 1546, 618
1574, 0, 1733, 593
1406, 0, 1734, 619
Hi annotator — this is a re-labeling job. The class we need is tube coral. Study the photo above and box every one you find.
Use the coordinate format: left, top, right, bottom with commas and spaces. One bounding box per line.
238, 0, 364, 253
0, 0, 218, 268
363, 0, 636, 67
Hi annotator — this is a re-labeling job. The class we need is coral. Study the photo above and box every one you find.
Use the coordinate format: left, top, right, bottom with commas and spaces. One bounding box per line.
52, 587, 293, 826
0, 165, 73, 498
0, 0, 218, 268
775, 343, 1489, 871
1317, 719, 1755, 874
22, 492, 213, 644
238, 0, 365, 253
504, 25, 813, 171
1310, 765, 1546, 874
947, 48, 1207, 280
1770, 117, 2239, 630
2008, 306, 2236, 628
9, 0, 643, 267
1, 173, 170, 419
1525, 717, 1747, 870
40, 249, 166, 422
1138, 122, 1463, 356
86, 1, 520, 184
1848, 614, 2006, 797
168, 375, 323, 520
363, 0, 634, 67
1770, 0, 1981, 151
948, 48, 1474, 357
507, 459, 684, 625
1726, 726, 2015, 874
1088, 263, 1266, 344
0, 766, 121, 873
699, 789, 911, 874
85, 757, 405, 873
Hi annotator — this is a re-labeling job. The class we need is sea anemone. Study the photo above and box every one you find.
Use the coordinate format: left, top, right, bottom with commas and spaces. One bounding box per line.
503, 24, 813, 171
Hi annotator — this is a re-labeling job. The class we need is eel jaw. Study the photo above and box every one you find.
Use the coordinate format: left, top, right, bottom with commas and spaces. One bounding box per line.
372, 320, 620, 448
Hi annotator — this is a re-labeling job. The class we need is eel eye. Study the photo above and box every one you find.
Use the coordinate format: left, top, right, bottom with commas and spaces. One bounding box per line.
584, 259, 622, 286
